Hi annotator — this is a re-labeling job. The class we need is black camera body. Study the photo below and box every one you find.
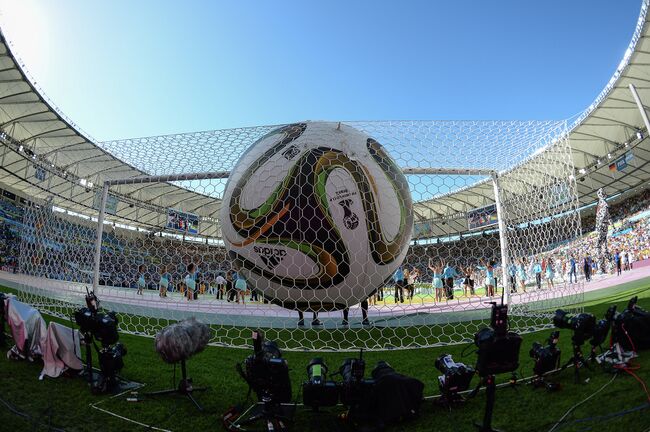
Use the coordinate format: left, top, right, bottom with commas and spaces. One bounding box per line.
590, 305, 616, 350
339, 356, 375, 407
241, 330, 292, 403
73, 289, 126, 392
612, 296, 650, 351
529, 331, 561, 376
74, 308, 120, 347
435, 354, 475, 395
98, 343, 127, 378
474, 303, 522, 377
553, 310, 596, 346
302, 358, 340, 409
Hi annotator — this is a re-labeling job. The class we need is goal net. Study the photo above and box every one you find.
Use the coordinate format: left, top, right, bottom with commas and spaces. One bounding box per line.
7, 120, 583, 351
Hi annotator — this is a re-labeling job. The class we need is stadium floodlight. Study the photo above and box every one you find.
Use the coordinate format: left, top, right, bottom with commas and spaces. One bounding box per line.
14, 120, 583, 352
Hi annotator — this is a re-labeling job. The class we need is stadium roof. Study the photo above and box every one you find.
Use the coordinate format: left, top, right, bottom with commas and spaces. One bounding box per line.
0, 0, 649, 239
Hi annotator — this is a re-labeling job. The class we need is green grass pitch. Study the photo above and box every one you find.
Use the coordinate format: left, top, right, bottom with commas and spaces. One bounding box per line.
1, 277, 649, 432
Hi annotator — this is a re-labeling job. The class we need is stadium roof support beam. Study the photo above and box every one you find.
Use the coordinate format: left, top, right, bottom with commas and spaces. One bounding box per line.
629, 83, 650, 136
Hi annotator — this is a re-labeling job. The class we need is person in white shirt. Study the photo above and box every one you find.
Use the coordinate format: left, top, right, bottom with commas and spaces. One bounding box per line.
215, 273, 226, 300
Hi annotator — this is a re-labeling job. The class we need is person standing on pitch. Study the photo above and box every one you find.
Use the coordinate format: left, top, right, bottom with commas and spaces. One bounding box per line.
532, 258, 543, 290
480, 260, 496, 298
393, 266, 405, 303
508, 262, 517, 293
546, 257, 555, 289
298, 310, 321, 327
234, 273, 247, 304
215, 272, 226, 300
429, 261, 444, 302
517, 259, 527, 293
568, 254, 577, 284
158, 265, 170, 298
615, 249, 622, 276
136, 264, 146, 295
341, 298, 371, 327
442, 262, 459, 300
184, 263, 198, 301
583, 254, 592, 282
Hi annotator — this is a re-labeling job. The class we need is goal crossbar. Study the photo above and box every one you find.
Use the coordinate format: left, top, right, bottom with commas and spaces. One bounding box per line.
105, 167, 497, 186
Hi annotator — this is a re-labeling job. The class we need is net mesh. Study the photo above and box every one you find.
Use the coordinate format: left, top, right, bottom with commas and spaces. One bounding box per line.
4, 120, 583, 351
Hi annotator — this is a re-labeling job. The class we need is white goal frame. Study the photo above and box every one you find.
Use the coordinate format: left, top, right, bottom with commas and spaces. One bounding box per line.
91, 167, 512, 307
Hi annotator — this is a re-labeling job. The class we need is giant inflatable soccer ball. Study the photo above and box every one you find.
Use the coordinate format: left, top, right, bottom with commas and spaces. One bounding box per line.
220, 121, 413, 310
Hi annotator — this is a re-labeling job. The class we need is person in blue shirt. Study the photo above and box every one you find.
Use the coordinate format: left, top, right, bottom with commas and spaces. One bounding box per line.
428, 260, 444, 302
517, 259, 527, 293
508, 263, 517, 293
159, 265, 171, 298
136, 264, 146, 295
569, 255, 577, 284
545, 257, 555, 289
442, 262, 459, 300
532, 258, 543, 290
480, 260, 496, 297
393, 266, 405, 303
184, 263, 197, 301
614, 249, 622, 276
235, 272, 247, 304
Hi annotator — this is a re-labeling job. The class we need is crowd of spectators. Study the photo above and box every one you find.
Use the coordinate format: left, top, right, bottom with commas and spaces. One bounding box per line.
0, 186, 649, 304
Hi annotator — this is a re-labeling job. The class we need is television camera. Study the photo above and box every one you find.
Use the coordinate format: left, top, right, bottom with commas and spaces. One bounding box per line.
472, 300, 522, 432
434, 354, 475, 408
302, 357, 339, 410
301, 350, 374, 417
73, 288, 126, 393
233, 330, 293, 432
529, 331, 561, 390
553, 306, 616, 382
612, 296, 650, 351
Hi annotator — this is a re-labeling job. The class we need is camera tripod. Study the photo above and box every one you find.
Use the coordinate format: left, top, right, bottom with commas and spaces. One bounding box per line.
146, 359, 208, 411
561, 343, 591, 384
474, 374, 501, 432
435, 385, 466, 410
79, 331, 135, 394
227, 395, 295, 432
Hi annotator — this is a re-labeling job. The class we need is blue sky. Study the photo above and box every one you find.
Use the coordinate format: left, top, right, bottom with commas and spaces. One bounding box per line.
0, 0, 643, 140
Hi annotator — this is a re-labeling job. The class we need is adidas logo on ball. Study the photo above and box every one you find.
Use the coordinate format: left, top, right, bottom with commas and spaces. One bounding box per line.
254, 246, 287, 270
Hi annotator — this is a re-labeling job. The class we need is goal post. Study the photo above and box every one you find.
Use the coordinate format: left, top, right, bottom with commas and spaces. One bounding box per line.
11, 119, 582, 351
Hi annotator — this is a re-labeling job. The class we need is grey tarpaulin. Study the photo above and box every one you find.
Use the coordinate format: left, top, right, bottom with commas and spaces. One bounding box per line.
39, 322, 83, 380
6, 297, 46, 361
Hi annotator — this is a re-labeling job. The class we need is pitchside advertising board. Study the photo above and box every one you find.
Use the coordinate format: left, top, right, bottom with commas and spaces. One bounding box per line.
166, 209, 199, 234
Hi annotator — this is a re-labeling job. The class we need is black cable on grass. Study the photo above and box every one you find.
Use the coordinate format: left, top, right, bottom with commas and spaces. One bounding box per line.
0, 393, 67, 432
568, 402, 650, 432
547, 373, 618, 432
